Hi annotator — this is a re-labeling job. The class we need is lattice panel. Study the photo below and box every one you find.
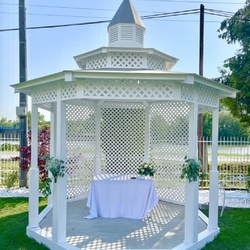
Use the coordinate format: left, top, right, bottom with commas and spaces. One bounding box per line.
197, 83, 219, 107
86, 54, 107, 69
62, 82, 77, 99
181, 83, 195, 102
111, 52, 143, 67
65, 100, 96, 200
147, 54, 166, 70
150, 102, 190, 203
100, 103, 146, 175
153, 160, 185, 203
83, 79, 174, 99
33, 83, 57, 104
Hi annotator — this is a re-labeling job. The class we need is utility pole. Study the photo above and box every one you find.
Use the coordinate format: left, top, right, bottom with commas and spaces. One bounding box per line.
198, 4, 204, 159
18, 0, 28, 187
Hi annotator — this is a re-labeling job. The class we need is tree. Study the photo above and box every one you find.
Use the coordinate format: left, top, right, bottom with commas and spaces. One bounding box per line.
219, 110, 249, 138
0, 117, 19, 127
0, 112, 50, 129
218, 1, 250, 127
27, 111, 50, 129
202, 110, 249, 138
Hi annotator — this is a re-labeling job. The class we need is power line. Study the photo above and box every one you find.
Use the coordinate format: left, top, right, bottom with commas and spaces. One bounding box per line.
0, 19, 111, 32
0, 8, 235, 33
0, 11, 110, 19
0, 2, 114, 12
135, 0, 244, 4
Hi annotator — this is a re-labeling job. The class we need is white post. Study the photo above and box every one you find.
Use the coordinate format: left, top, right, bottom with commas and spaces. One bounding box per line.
48, 105, 56, 207
52, 96, 67, 243
94, 102, 102, 175
143, 102, 150, 163
209, 108, 219, 229
28, 104, 39, 228
184, 102, 199, 244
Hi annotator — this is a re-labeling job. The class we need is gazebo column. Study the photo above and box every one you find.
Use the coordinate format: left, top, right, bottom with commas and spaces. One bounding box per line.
143, 102, 150, 163
94, 101, 102, 175
48, 104, 56, 207
52, 100, 67, 243
28, 104, 39, 229
208, 108, 219, 229
184, 102, 199, 244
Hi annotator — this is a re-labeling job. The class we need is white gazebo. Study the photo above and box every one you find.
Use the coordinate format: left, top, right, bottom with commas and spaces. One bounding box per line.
12, 0, 237, 249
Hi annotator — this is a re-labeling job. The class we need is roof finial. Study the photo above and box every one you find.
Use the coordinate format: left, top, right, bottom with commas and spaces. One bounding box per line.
108, 0, 146, 48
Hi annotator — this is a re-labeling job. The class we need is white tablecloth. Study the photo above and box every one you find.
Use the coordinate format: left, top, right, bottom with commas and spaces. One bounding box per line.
85, 174, 158, 219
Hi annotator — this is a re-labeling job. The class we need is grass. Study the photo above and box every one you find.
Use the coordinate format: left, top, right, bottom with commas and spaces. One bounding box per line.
0, 197, 48, 250
1, 197, 250, 250
202, 208, 250, 250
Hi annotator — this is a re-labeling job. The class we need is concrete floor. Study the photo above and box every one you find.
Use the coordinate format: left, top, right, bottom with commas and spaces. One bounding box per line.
40, 199, 207, 250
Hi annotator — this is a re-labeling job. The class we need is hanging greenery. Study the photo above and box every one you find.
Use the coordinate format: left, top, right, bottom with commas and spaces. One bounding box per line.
39, 155, 65, 197
180, 156, 206, 183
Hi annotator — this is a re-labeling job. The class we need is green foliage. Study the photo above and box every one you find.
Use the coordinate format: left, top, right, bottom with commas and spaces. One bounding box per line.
0, 143, 18, 151
137, 162, 156, 177
0, 117, 19, 127
0, 111, 50, 130
202, 110, 249, 138
247, 166, 250, 192
2, 171, 19, 189
219, 110, 249, 137
180, 156, 206, 182
39, 155, 65, 197
27, 111, 50, 129
39, 178, 52, 197
218, 1, 250, 128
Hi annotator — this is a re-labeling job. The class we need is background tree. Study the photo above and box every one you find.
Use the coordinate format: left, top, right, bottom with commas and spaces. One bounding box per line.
0, 112, 50, 129
202, 109, 249, 138
27, 111, 50, 129
218, 0, 250, 128
0, 117, 19, 127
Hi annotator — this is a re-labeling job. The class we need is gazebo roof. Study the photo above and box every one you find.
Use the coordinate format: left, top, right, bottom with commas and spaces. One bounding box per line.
108, 0, 145, 28
73, 47, 179, 71
12, 69, 237, 100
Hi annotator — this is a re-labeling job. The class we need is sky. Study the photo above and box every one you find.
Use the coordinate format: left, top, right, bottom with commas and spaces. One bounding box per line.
0, 0, 246, 121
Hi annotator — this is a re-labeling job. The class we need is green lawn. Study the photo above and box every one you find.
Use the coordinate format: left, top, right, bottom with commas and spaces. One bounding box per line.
202, 208, 250, 250
1, 198, 250, 249
0, 197, 48, 250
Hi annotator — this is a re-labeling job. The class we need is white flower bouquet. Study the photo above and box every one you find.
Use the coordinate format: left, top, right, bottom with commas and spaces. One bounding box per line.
138, 162, 156, 177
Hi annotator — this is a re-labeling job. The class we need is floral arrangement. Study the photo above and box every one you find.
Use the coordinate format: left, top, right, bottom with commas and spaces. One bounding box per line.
138, 162, 156, 177
180, 156, 206, 182
39, 155, 65, 197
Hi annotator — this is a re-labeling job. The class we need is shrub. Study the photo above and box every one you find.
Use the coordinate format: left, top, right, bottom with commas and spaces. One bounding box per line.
1, 143, 18, 151
3, 171, 19, 189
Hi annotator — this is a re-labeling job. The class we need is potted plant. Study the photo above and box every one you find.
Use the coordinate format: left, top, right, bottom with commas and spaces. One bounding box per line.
39, 155, 65, 197
180, 156, 206, 182
138, 162, 156, 178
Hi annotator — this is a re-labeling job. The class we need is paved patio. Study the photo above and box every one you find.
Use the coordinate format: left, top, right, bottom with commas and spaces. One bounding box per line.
40, 199, 207, 250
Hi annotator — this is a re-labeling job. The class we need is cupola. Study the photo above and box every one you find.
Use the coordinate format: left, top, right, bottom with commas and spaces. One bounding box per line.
108, 0, 146, 48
